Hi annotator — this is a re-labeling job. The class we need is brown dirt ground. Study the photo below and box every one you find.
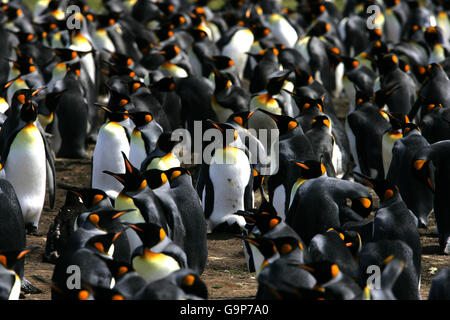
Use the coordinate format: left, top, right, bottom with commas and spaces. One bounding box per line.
21, 98, 450, 300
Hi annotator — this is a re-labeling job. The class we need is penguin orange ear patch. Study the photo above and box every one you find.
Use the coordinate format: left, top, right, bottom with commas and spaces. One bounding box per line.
296, 162, 310, 170
331, 264, 339, 278
17, 94, 26, 104
182, 275, 195, 287
288, 121, 298, 131
413, 159, 426, 170
0, 255, 6, 267
233, 116, 243, 126
384, 189, 394, 201
359, 198, 372, 209
78, 290, 89, 300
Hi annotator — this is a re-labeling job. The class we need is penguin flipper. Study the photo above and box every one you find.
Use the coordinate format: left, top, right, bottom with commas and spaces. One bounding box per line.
40, 128, 56, 209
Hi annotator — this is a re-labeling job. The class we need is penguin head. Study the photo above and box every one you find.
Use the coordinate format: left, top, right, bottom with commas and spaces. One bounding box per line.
204, 119, 240, 148
349, 194, 373, 218
174, 270, 208, 299
212, 67, 232, 93
85, 232, 123, 257
99, 255, 134, 281
354, 87, 374, 106
291, 160, 327, 180
243, 237, 279, 269
250, 24, 271, 41
205, 55, 235, 72
10, 49, 38, 76
385, 112, 408, 134
149, 76, 176, 92
103, 63, 137, 80
402, 122, 421, 136
155, 44, 181, 61
95, 104, 130, 123
51, 48, 87, 63
189, 28, 209, 42
424, 26, 445, 48
142, 169, 169, 189
255, 109, 300, 136
236, 201, 282, 234
326, 227, 362, 258
129, 222, 168, 250
105, 87, 133, 112
103, 152, 148, 193
290, 92, 325, 114
84, 209, 133, 231
266, 69, 292, 97
20, 100, 38, 123
307, 20, 331, 37
66, 61, 82, 79
127, 111, 154, 128
426, 63, 445, 77
10, 31, 37, 44
106, 51, 135, 69
292, 67, 314, 87
128, 80, 147, 94
354, 172, 400, 203
272, 236, 306, 257
1, 3, 25, 22
0, 246, 38, 270
341, 56, 361, 73
229, 110, 254, 128
166, 167, 191, 183
311, 115, 331, 130
59, 185, 110, 209
378, 53, 400, 74
297, 261, 341, 285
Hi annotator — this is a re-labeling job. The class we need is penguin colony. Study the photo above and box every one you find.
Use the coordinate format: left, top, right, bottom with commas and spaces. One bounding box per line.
0, 0, 449, 301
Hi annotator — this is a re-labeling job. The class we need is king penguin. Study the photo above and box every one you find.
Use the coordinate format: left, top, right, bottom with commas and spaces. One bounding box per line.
196, 120, 253, 233
1, 99, 55, 234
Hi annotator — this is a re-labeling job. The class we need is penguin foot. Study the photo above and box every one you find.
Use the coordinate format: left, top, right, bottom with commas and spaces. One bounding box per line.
212, 222, 244, 235
42, 251, 59, 264
21, 277, 42, 295
26, 225, 43, 236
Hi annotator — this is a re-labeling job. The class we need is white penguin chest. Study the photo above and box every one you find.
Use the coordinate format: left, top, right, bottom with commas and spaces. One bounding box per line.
207, 147, 250, 227
92, 122, 130, 199
129, 130, 147, 168
5, 124, 46, 203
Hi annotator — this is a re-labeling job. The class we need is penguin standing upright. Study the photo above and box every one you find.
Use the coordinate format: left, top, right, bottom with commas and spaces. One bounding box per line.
218, 25, 254, 80
355, 173, 422, 286
196, 120, 253, 233
54, 62, 90, 159
345, 91, 391, 179
91, 105, 131, 200
1, 99, 55, 234
165, 167, 208, 274
386, 123, 434, 227
305, 115, 337, 177
412, 140, 450, 254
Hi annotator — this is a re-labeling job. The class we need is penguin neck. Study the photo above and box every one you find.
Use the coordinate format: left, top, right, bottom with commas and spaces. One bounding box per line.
289, 178, 308, 207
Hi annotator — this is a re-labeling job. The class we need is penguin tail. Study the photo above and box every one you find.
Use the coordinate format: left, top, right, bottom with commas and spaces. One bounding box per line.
21, 277, 43, 295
